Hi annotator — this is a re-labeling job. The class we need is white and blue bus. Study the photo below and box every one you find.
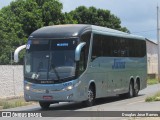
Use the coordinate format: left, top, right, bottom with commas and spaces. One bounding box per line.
14, 24, 147, 109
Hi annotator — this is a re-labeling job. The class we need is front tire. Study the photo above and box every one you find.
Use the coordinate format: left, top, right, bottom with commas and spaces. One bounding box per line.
39, 102, 50, 110
84, 85, 95, 107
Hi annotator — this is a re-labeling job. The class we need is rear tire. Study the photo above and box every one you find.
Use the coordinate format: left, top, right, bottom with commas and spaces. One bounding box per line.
133, 81, 139, 97
39, 102, 50, 110
127, 81, 134, 98
84, 85, 95, 107
119, 81, 134, 98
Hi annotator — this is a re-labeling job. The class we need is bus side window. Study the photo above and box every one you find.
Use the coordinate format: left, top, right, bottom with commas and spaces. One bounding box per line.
92, 34, 101, 60
81, 32, 91, 65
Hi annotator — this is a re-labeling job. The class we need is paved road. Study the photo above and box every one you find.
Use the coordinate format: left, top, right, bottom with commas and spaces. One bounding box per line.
1, 84, 160, 120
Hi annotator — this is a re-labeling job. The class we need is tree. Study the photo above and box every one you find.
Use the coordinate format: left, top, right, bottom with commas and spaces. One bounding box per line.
0, 1, 129, 64
0, 6, 23, 64
69, 6, 129, 33
0, 0, 74, 64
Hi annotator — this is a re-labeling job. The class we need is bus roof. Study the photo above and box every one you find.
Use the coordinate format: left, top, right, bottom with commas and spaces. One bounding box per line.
29, 24, 145, 40
29, 24, 91, 39
91, 25, 145, 40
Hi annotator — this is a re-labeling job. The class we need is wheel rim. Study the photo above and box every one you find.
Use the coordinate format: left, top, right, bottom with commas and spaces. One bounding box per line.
88, 89, 94, 102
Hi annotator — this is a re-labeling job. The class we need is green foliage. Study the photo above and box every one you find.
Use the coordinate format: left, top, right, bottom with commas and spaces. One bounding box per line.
0, 1, 129, 64
147, 79, 159, 85
0, 97, 32, 109
145, 91, 160, 102
0, 0, 65, 64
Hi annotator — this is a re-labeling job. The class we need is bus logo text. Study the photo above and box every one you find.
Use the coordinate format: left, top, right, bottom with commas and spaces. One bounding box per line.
57, 43, 69, 47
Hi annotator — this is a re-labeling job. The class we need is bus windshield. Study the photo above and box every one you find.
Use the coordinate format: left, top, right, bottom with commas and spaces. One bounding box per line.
24, 38, 78, 81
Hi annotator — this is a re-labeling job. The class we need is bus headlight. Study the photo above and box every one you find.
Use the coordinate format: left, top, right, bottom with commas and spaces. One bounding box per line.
63, 81, 81, 91
63, 85, 73, 91
25, 85, 30, 90
65, 85, 73, 91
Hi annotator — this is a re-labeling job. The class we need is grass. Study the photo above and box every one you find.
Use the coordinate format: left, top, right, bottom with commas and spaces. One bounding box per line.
147, 79, 159, 85
0, 97, 33, 109
146, 78, 160, 102
145, 91, 160, 102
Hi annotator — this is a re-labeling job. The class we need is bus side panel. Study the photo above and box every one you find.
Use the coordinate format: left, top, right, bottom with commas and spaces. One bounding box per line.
82, 56, 147, 99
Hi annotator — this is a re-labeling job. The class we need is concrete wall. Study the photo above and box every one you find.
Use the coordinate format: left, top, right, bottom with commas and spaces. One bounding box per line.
146, 40, 158, 77
0, 65, 23, 99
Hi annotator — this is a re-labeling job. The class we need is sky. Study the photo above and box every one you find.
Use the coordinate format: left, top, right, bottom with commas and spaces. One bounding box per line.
0, 0, 160, 42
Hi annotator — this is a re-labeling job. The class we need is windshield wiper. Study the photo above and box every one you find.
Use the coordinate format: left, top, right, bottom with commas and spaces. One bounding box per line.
51, 63, 60, 80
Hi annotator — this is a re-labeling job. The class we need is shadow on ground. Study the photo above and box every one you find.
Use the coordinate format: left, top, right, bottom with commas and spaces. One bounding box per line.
37, 94, 145, 111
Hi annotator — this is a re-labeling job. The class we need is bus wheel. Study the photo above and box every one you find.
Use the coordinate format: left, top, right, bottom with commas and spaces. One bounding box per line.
85, 85, 95, 107
133, 81, 139, 97
39, 102, 50, 110
127, 81, 134, 98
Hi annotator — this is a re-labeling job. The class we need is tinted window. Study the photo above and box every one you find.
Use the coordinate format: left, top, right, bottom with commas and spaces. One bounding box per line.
92, 34, 146, 58
92, 34, 102, 58
27, 39, 49, 52
80, 32, 91, 66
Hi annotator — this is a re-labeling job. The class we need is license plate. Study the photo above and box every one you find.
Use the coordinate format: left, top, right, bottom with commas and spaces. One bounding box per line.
43, 96, 53, 100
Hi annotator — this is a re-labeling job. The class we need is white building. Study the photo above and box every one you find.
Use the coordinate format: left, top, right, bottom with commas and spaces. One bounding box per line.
146, 39, 158, 78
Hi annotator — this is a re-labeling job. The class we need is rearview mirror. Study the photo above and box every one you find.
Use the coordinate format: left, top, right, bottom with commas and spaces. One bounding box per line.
14, 45, 26, 63
75, 42, 86, 61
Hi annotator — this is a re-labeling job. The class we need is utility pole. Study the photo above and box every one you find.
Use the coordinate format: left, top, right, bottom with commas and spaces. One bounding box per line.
11, 50, 12, 65
157, 5, 160, 80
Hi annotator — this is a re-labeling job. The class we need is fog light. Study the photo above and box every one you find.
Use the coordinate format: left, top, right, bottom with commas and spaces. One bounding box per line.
67, 94, 73, 99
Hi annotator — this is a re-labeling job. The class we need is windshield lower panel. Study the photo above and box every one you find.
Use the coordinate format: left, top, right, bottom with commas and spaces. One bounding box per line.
24, 38, 77, 83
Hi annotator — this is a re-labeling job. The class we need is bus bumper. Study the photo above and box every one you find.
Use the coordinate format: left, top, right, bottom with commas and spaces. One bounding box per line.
24, 80, 84, 102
